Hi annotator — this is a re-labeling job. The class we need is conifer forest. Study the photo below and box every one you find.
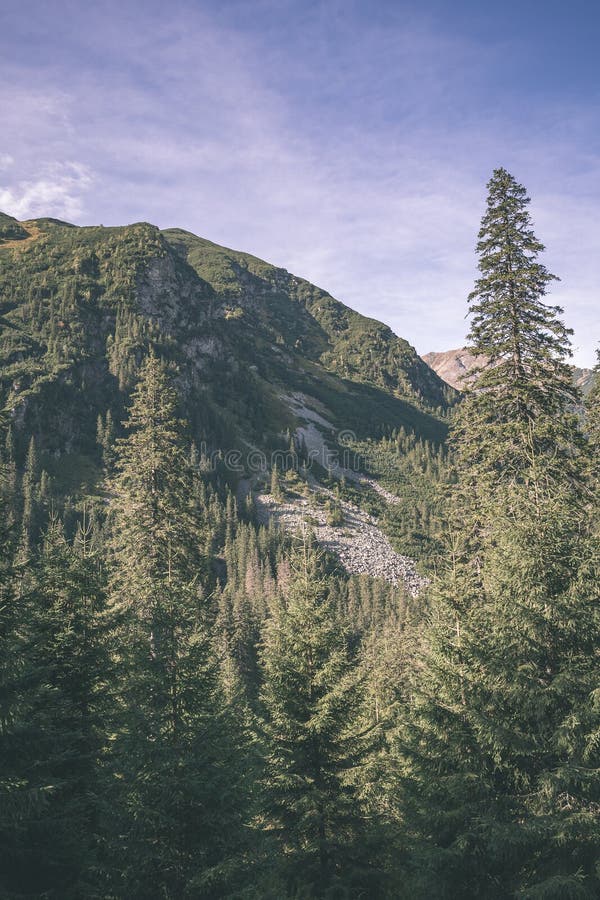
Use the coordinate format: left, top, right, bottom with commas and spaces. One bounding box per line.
1, 163, 599, 899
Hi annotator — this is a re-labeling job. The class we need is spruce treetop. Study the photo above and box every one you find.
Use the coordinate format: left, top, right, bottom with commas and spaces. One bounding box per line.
452, 168, 585, 497
467, 167, 577, 418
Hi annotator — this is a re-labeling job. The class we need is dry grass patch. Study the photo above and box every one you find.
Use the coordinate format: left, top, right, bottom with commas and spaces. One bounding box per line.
0, 222, 44, 252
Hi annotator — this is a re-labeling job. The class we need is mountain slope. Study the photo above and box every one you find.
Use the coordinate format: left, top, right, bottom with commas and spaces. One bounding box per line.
163, 229, 454, 410
0, 211, 30, 242
0, 214, 454, 500
421, 348, 487, 390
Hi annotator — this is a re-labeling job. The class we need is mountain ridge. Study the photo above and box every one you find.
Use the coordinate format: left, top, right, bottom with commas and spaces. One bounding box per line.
0, 211, 454, 487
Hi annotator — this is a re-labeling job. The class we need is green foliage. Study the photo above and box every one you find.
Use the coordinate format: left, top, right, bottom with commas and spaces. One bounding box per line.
0, 211, 29, 242
325, 498, 344, 526
586, 348, 600, 456
105, 353, 250, 897
395, 487, 600, 898
453, 168, 584, 506
392, 170, 600, 899
269, 464, 283, 501
0, 178, 597, 899
259, 542, 385, 897
0, 212, 451, 525
163, 228, 456, 415
350, 426, 451, 570
0, 516, 108, 899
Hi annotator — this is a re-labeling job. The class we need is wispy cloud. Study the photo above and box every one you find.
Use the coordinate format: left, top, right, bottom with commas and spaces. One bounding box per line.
0, 162, 92, 221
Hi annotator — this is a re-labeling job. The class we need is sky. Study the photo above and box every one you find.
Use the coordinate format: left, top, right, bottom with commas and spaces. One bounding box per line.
0, 0, 598, 366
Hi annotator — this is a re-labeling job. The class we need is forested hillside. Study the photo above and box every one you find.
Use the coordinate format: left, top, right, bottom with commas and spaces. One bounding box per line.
0, 211, 453, 470
1, 169, 599, 899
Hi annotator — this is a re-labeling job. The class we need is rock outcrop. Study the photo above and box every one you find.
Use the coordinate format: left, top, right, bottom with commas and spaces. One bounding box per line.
255, 488, 427, 597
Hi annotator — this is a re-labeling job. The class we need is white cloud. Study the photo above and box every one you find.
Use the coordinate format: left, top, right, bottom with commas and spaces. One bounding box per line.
0, 162, 92, 221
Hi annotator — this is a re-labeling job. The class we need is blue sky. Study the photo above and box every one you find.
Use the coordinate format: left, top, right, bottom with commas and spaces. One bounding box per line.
0, 0, 598, 365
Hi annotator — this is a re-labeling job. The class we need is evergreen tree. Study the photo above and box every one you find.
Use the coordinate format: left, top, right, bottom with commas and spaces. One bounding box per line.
0, 422, 29, 897
270, 464, 283, 501
0, 517, 108, 899
21, 435, 39, 544
259, 542, 384, 898
96, 409, 116, 469
454, 167, 583, 500
395, 485, 600, 898
585, 350, 600, 548
0, 427, 18, 525
393, 171, 600, 898
106, 351, 250, 898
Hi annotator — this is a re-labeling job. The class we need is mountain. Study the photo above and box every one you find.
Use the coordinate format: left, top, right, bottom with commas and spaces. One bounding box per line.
424, 347, 596, 394
0, 210, 30, 242
0, 214, 455, 568
421, 348, 487, 391
573, 366, 597, 396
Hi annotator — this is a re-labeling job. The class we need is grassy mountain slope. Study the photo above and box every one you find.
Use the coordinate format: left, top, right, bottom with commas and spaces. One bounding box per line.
164, 229, 454, 411
0, 213, 454, 501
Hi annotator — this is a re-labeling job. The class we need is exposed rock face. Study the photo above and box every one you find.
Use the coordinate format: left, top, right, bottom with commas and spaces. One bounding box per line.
422, 348, 489, 390
165, 228, 457, 412
1, 211, 452, 477
574, 367, 596, 396
284, 391, 407, 504
0, 210, 448, 591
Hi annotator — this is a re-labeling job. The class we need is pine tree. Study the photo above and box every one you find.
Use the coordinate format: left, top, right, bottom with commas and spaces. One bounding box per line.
395, 483, 600, 898
21, 435, 39, 545
585, 349, 600, 547
96, 409, 116, 469
454, 168, 583, 500
270, 464, 283, 501
106, 351, 250, 897
0, 420, 30, 896
259, 542, 384, 898
0, 516, 109, 899
0, 427, 18, 525
393, 172, 600, 898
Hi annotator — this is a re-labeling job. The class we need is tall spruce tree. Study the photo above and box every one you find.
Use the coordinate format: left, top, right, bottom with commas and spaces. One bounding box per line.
1, 427, 18, 526
259, 541, 384, 898
0, 420, 30, 897
395, 484, 600, 898
454, 167, 583, 499
585, 350, 600, 539
393, 171, 600, 898
20, 435, 39, 547
106, 351, 250, 898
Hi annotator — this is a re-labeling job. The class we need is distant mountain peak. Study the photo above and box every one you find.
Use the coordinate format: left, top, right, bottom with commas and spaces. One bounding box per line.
423, 347, 596, 395
421, 348, 485, 390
